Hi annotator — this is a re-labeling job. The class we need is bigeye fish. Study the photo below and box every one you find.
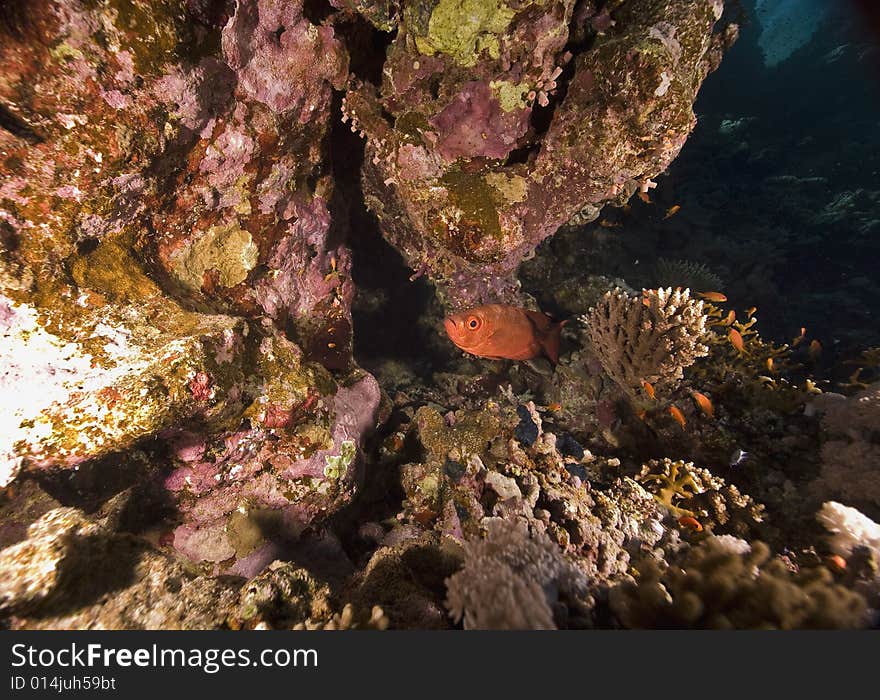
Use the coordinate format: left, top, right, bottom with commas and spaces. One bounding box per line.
444, 304, 566, 364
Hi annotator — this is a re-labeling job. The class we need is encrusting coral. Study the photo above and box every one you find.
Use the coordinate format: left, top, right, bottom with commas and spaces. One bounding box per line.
582, 287, 709, 399
810, 383, 880, 512
609, 537, 867, 629
445, 519, 591, 630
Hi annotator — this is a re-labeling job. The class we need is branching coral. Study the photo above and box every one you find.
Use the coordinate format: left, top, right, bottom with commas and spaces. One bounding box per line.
609, 537, 868, 629
582, 287, 709, 399
637, 458, 718, 516
445, 519, 591, 630
637, 458, 766, 537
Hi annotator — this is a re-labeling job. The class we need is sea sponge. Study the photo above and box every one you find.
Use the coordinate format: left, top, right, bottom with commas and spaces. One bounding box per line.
609, 537, 867, 629
445, 519, 591, 630
582, 287, 709, 398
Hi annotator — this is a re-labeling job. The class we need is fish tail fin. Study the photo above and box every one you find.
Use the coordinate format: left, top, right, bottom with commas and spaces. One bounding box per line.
541, 320, 566, 365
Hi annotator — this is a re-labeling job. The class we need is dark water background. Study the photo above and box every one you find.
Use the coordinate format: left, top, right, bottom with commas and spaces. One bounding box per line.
592, 0, 880, 369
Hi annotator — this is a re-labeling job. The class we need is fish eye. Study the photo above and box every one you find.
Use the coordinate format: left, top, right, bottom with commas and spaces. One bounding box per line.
466, 316, 481, 330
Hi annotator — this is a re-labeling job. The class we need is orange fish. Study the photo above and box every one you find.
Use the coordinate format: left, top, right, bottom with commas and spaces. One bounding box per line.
722, 309, 736, 326
669, 405, 686, 428
698, 291, 727, 303
766, 357, 775, 372
678, 515, 703, 532
826, 554, 847, 573
663, 204, 681, 219
728, 328, 744, 353
691, 391, 714, 418
809, 339, 822, 361
641, 380, 656, 400
444, 304, 566, 363
638, 190, 652, 204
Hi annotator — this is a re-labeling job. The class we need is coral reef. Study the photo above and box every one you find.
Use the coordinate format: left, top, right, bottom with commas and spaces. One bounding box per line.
445, 519, 590, 630
637, 458, 767, 539
0, 507, 238, 629
810, 383, 880, 514
609, 537, 867, 629
343, 0, 734, 307
582, 287, 709, 399
3, 0, 873, 634
0, 0, 380, 573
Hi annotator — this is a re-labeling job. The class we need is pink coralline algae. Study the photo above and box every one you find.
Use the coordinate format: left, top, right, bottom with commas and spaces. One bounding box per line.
343, 0, 736, 307
0, 0, 371, 564
430, 81, 531, 162
166, 371, 382, 575
221, 0, 348, 119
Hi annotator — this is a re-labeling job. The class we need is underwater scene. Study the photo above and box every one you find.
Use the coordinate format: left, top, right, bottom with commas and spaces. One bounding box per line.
1, 0, 879, 630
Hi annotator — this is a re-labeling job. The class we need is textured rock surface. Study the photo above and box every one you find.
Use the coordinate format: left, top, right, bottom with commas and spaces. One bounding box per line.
0, 507, 239, 629
0, 0, 376, 571
343, 0, 734, 307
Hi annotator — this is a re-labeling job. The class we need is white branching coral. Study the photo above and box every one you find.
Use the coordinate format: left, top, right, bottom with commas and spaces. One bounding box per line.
445, 519, 590, 630
582, 287, 709, 397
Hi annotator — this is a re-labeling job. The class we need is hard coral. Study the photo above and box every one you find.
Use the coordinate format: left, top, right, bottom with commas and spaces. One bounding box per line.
0, 508, 238, 629
445, 519, 591, 630
810, 383, 880, 513
583, 287, 709, 399
610, 537, 868, 629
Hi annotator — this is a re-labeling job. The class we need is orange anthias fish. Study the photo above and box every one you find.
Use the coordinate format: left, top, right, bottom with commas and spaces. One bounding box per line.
728, 328, 745, 353
669, 405, 687, 428
698, 291, 727, 303
691, 391, 714, 418
663, 204, 681, 219
444, 305, 566, 363
678, 515, 703, 532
